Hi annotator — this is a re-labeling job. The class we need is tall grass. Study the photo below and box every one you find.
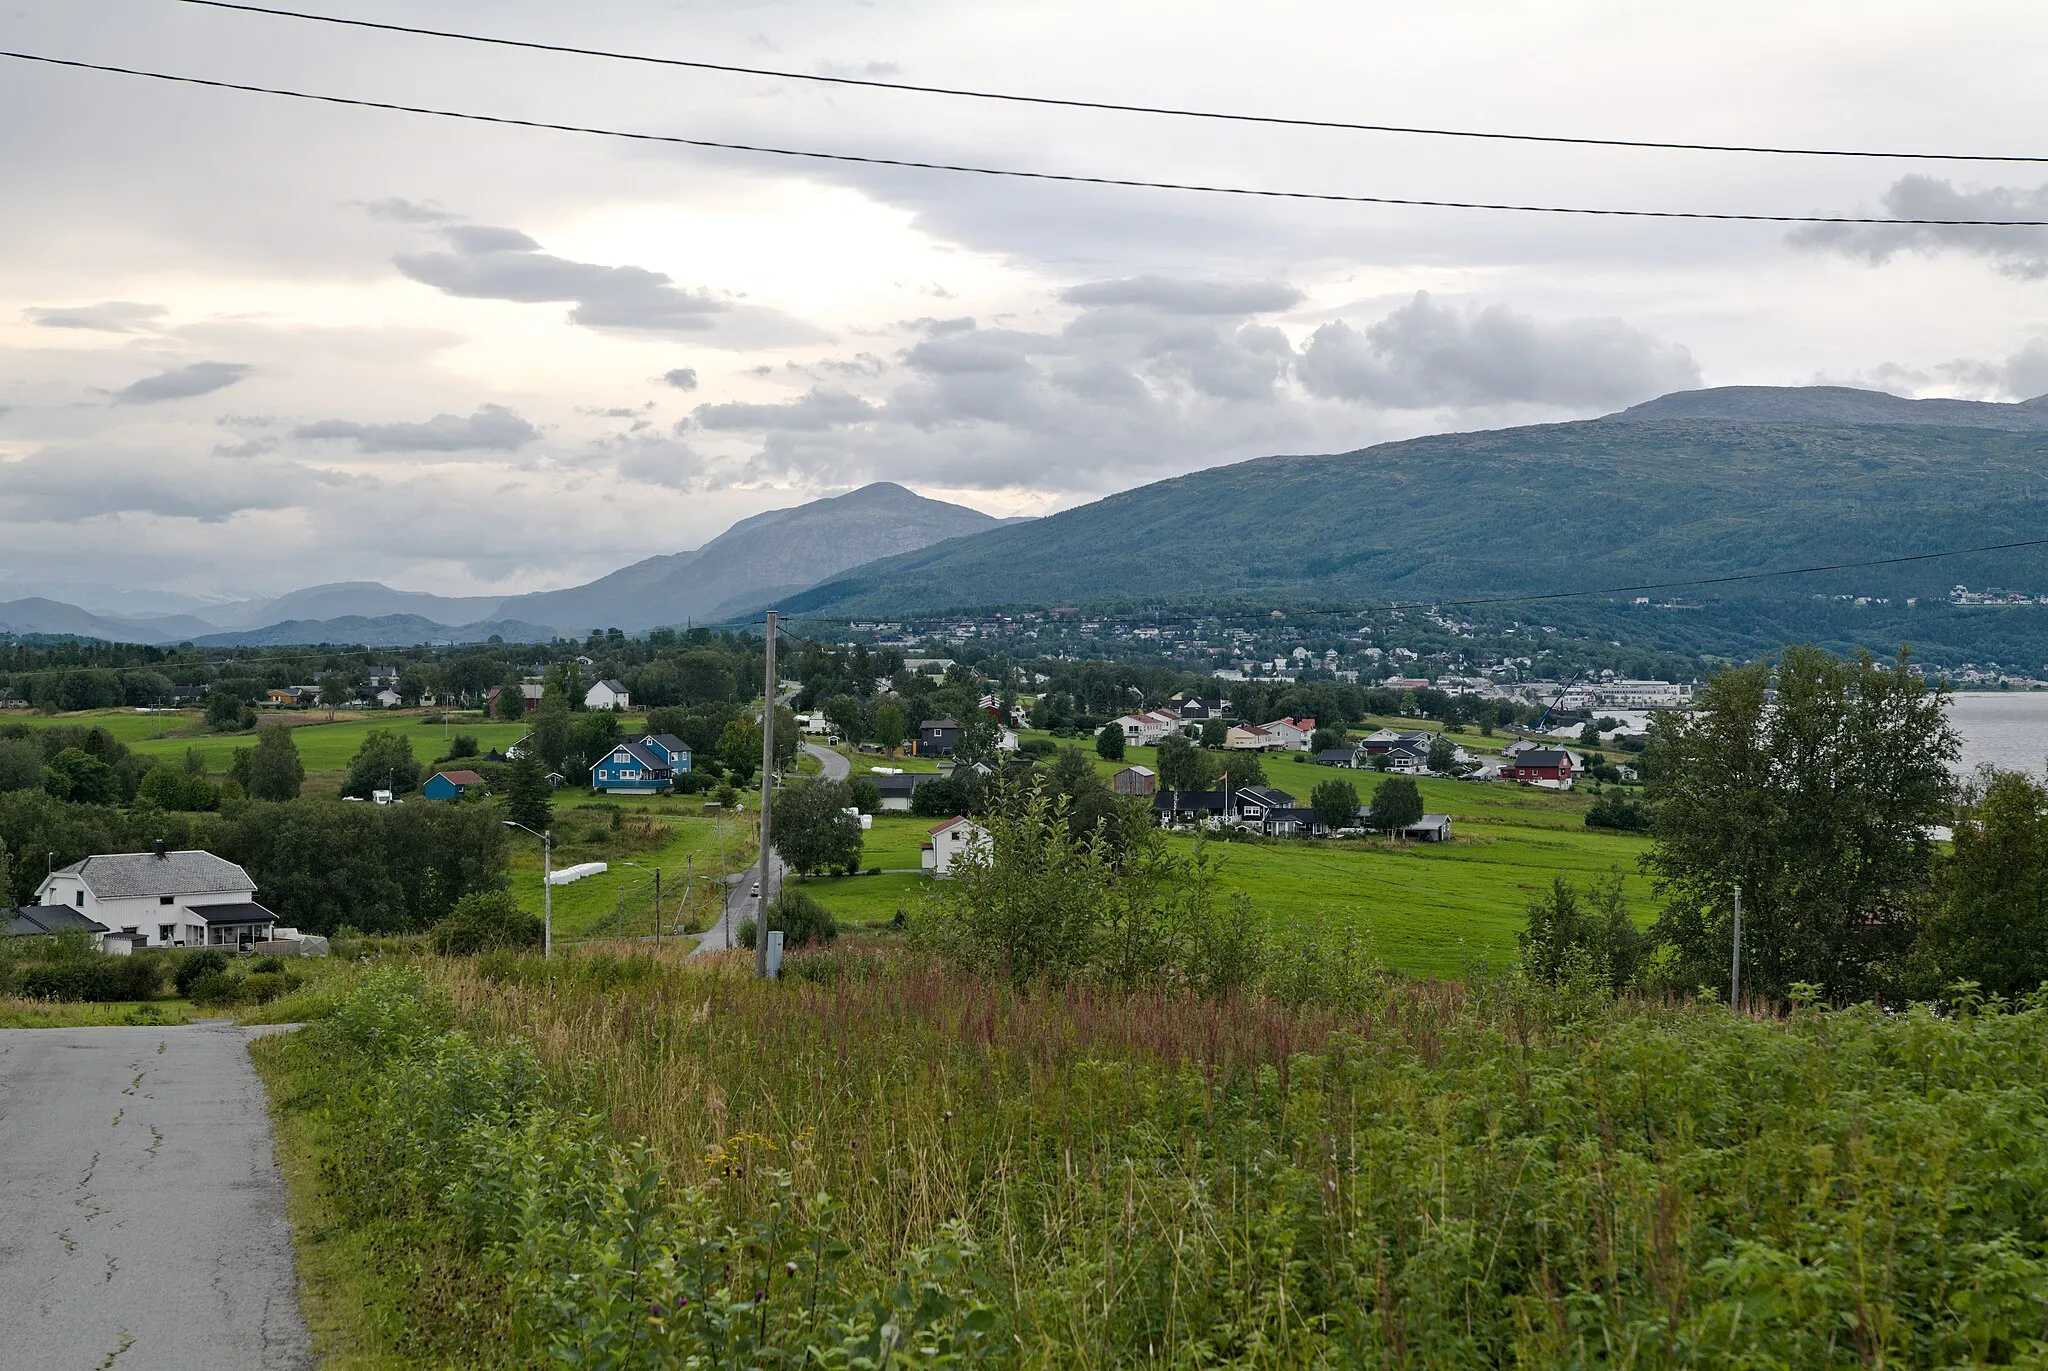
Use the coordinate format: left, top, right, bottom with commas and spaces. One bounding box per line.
279, 948, 2048, 1367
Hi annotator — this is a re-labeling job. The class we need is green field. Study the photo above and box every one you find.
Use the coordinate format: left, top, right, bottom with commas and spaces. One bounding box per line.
507, 806, 756, 942
804, 750, 1651, 977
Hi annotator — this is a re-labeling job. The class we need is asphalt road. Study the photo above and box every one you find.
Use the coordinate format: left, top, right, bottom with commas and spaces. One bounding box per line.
802, 741, 851, 781
0, 1023, 311, 1371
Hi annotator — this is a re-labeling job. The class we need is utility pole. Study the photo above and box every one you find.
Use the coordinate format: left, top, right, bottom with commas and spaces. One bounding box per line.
616, 886, 625, 941
757, 610, 777, 979
503, 821, 553, 959
652, 867, 661, 950
1730, 886, 1743, 1010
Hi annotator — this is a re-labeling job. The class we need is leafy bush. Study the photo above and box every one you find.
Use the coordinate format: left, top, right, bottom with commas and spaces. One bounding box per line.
18, 955, 166, 1002
733, 916, 757, 950
186, 970, 245, 1007
1585, 794, 1650, 830
767, 888, 838, 946
173, 948, 230, 995
431, 890, 544, 956
251, 955, 286, 974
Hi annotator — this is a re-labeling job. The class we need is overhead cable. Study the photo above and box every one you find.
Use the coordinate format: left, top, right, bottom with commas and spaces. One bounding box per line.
8, 50, 2048, 225
177, 0, 2048, 165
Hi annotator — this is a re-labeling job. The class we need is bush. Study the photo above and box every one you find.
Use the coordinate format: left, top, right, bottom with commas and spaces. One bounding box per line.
186, 969, 245, 1007
1016, 738, 1056, 758
1585, 795, 1650, 831
431, 890, 544, 956
18, 955, 166, 1002
768, 888, 838, 946
252, 955, 286, 974
174, 949, 230, 995
733, 916, 758, 950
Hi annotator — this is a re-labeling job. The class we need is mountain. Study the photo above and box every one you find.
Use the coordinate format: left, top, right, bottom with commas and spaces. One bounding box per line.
191, 615, 560, 648
200, 582, 507, 630
777, 388, 2048, 619
496, 482, 1011, 633
1604, 385, 2048, 430
0, 598, 222, 644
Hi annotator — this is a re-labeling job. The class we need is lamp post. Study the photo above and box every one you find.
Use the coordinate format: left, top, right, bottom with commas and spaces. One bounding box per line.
502, 820, 552, 958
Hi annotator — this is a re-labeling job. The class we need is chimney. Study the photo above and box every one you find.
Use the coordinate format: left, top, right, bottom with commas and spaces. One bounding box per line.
153, 840, 168, 860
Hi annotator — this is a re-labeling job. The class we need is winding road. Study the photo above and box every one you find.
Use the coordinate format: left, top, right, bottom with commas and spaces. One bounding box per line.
690, 743, 848, 956
0, 1022, 311, 1371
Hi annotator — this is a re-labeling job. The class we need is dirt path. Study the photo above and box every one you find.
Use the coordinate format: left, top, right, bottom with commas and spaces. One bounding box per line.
0, 1022, 310, 1371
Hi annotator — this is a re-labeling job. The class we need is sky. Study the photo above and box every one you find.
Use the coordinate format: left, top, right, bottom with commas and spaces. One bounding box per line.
4, 0, 2048, 609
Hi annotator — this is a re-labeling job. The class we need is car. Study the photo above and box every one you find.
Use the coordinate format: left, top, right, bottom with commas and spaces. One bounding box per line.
750, 883, 761, 898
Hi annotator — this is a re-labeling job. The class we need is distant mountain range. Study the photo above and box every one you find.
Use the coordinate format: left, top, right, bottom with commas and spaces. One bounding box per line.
0, 482, 1014, 646
778, 385, 2048, 618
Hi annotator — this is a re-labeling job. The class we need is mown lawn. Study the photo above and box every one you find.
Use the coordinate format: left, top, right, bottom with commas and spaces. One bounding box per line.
509, 806, 756, 942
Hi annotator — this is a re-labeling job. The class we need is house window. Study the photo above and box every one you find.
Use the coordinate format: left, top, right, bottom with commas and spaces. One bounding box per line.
160, 895, 174, 905
75, 890, 84, 907
159, 924, 174, 943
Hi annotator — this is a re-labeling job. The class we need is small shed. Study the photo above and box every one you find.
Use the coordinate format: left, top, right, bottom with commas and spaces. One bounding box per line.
1112, 765, 1157, 796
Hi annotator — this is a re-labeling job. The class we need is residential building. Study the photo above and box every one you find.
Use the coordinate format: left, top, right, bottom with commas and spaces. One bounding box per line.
871, 772, 939, 811
1223, 724, 1276, 751
921, 817, 989, 878
1311, 747, 1362, 767
423, 769, 487, 800
592, 738, 685, 794
5, 903, 115, 950
917, 718, 960, 756
30, 847, 279, 949
1171, 696, 1234, 721
1257, 717, 1317, 752
1115, 709, 1182, 747
1359, 810, 1455, 842
585, 679, 632, 711
1150, 786, 1298, 828
1502, 749, 1576, 789
1112, 765, 1157, 796
488, 681, 547, 715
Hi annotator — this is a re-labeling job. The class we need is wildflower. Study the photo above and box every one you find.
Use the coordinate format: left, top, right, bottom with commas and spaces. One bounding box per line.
786, 1260, 798, 1276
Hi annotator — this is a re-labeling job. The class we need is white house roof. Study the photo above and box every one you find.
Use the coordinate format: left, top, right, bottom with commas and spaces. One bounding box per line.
595, 679, 627, 692
56, 850, 255, 899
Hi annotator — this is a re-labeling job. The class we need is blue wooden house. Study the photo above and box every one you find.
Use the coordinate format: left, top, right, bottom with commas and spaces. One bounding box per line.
423, 769, 486, 801
591, 733, 692, 795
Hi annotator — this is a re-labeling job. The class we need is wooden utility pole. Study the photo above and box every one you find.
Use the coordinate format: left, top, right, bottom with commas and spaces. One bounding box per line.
652, 868, 662, 950
1730, 886, 1743, 1010
756, 610, 777, 979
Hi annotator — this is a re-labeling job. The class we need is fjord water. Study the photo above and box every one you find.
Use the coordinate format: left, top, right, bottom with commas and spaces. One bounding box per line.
1948, 692, 2048, 775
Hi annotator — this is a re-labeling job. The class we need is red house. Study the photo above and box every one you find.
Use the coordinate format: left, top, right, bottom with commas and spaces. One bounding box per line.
1503, 748, 1576, 787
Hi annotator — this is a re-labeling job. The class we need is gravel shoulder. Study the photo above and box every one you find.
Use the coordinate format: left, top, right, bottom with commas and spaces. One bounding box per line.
0, 1022, 311, 1371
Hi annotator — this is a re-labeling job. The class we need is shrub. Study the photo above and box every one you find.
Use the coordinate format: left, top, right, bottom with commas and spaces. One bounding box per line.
734, 916, 757, 950
767, 888, 838, 946
19, 955, 166, 1002
1585, 794, 1650, 831
431, 890, 544, 956
186, 970, 245, 1007
252, 955, 287, 974
174, 948, 230, 995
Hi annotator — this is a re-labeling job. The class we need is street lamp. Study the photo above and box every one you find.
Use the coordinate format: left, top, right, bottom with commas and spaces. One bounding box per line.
502, 820, 552, 959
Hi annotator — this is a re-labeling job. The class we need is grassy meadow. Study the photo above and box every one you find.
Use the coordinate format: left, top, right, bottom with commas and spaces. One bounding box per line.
256, 954, 2048, 1368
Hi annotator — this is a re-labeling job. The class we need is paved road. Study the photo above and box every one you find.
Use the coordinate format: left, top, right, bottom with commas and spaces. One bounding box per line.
802, 741, 851, 781
692, 850, 787, 956
0, 1023, 311, 1371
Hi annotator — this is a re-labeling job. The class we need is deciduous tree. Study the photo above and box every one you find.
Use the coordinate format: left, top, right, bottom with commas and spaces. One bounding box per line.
1369, 775, 1423, 835
243, 724, 304, 802
1309, 778, 1359, 833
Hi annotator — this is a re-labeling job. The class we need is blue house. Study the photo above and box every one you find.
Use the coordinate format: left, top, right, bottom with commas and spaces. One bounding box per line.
422, 769, 486, 801
591, 734, 692, 795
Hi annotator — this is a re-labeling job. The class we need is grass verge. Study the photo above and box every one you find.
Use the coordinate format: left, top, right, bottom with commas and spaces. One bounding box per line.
0, 996, 196, 1027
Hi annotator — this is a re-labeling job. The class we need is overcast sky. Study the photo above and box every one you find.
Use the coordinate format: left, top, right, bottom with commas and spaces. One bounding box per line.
4, 0, 2048, 605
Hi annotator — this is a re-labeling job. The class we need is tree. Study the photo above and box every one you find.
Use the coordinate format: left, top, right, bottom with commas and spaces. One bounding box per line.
718, 717, 761, 783
244, 723, 305, 802
1309, 778, 1360, 833
1200, 719, 1228, 748
847, 777, 882, 815
0, 739, 44, 794
1916, 769, 2048, 998
770, 780, 865, 876
341, 729, 421, 798
431, 889, 543, 955
1155, 733, 1211, 792
529, 703, 573, 771
44, 748, 117, 805
1095, 724, 1125, 761
494, 679, 526, 722
871, 701, 906, 756
1370, 775, 1423, 836
771, 705, 801, 770
205, 689, 248, 732
822, 693, 866, 746
319, 669, 362, 718
1213, 747, 1264, 790
503, 749, 553, 833
1518, 874, 1647, 994
1310, 728, 1344, 754
568, 712, 623, 786
953, 712, 1001, 765
1426, 734, 1458, 775
1644, 647, 1955, 1001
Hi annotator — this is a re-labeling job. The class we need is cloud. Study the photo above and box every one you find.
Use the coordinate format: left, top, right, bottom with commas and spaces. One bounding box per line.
693, 388, 880, 431
1060, 276, 1304, 315
1817, 335, 2048, 401
110, 361, 253, 405
1791, 175, 2048, 279
356, 197, 457, 224
1296, 292, 1699, 409
600, 434, 709, 491
0, 438, 331, 521
291, 403, 539, 453
25, 301, 166, 333
662, 368, 699, 391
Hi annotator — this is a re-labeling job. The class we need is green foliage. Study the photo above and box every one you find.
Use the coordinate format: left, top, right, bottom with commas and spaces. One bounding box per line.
1093, 722, 1124, 760
1369, 774, 1423, 833
528, 701, 572, 770
1199, 718, 1227, 748
242, 723, 305, 802
137, 761, 220, 812
173, 948, 230, 995
447, 734, 479, 759
1153, 732, 1212, 791
1308, 777, 1359, 831
716, 717, 760, 782
751, 887, 838, 947
43, 747, 117, 804
1918, 768, 2048, 998
1426, 732, 1459, 774
770, 780, 865, 876
341, 728, 421, 798
17, 954, 166, 1002
1213, 746, 1264, 788
846, 777, 881, 815
1519, 873, 1649, 994
502, 748, 553, 833
493, 681, 526, 721
431, 889, 544, 955
0, 738, 46, 793
870, 701, 906, 754
204, 689, 249, 731
1585, 793, 1650, 831
1646, 647, 1956, 1000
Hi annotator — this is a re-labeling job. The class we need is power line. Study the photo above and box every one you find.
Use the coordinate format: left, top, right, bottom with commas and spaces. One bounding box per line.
177, 0, 2048, 166
9, 49, 2048, 226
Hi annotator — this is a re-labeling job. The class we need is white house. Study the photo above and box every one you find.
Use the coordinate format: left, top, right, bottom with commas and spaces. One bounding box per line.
1257, 717, 1317, 752
1115, 709, 1181, 747
33, 847, 279, 950
921, 817, 989, 878
585, 679, 631, 711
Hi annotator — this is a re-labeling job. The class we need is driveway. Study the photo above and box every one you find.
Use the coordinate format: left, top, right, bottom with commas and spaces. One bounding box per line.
801, 741, 851, 781
0, 1022, 311, 1371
